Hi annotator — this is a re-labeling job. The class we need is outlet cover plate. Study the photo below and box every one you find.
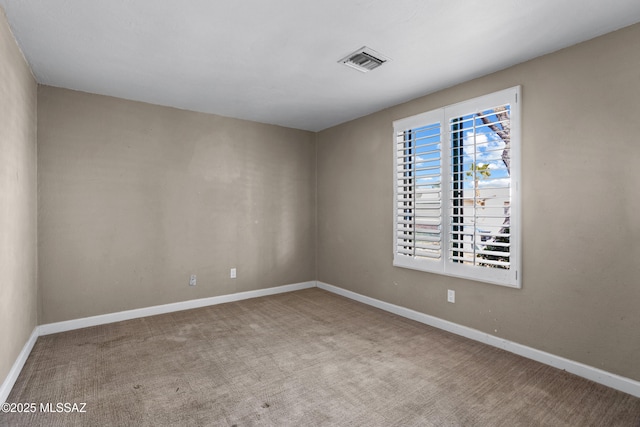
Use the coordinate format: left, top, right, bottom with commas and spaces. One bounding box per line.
447, 289, 455, 303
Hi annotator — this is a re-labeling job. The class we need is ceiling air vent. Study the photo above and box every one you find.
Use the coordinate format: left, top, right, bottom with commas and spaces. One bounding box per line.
339, 47, 390, 73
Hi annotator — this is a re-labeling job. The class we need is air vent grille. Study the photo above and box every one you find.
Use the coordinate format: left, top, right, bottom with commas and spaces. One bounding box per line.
339, 47, 390, 72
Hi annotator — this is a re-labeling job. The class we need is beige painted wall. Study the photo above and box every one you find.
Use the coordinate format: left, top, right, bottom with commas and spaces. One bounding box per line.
38, 86, 316, 323
0, 8, 37, 386
317, 23, 640, 381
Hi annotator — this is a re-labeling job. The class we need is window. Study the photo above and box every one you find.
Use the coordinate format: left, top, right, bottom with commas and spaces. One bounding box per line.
393, 86, 521, 288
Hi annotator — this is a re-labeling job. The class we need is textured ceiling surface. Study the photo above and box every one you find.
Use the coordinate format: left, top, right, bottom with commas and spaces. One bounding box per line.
2, 0, 640, 131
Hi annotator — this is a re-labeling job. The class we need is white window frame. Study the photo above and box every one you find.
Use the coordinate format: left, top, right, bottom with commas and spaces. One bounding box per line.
393, 86, 521, 288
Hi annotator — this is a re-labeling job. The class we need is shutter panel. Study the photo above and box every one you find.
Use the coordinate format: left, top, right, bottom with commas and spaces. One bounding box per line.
395, 121, 442, 262
447, 104, 512, 270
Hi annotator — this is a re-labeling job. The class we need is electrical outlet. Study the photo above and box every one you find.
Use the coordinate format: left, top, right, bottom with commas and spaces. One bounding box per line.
189, 274, 196, 286
447, 289, 455, 303
230, 268, 236, 279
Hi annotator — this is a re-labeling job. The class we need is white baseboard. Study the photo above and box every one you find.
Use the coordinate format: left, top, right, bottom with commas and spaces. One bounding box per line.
5, 280, 638, 403
0, 328, 39, 404
317, 281, 640, 398
39, 281, 316, 335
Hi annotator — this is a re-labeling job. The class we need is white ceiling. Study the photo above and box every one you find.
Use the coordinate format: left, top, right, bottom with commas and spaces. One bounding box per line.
2, 0, 640, 132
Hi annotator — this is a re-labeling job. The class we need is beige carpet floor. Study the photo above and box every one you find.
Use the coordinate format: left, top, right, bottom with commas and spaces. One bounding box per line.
2, 288, 639, 426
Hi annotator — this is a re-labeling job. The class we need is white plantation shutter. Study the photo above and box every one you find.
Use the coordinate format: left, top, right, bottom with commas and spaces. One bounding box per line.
394, 110, 445, 273
393, 87, 520, 288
